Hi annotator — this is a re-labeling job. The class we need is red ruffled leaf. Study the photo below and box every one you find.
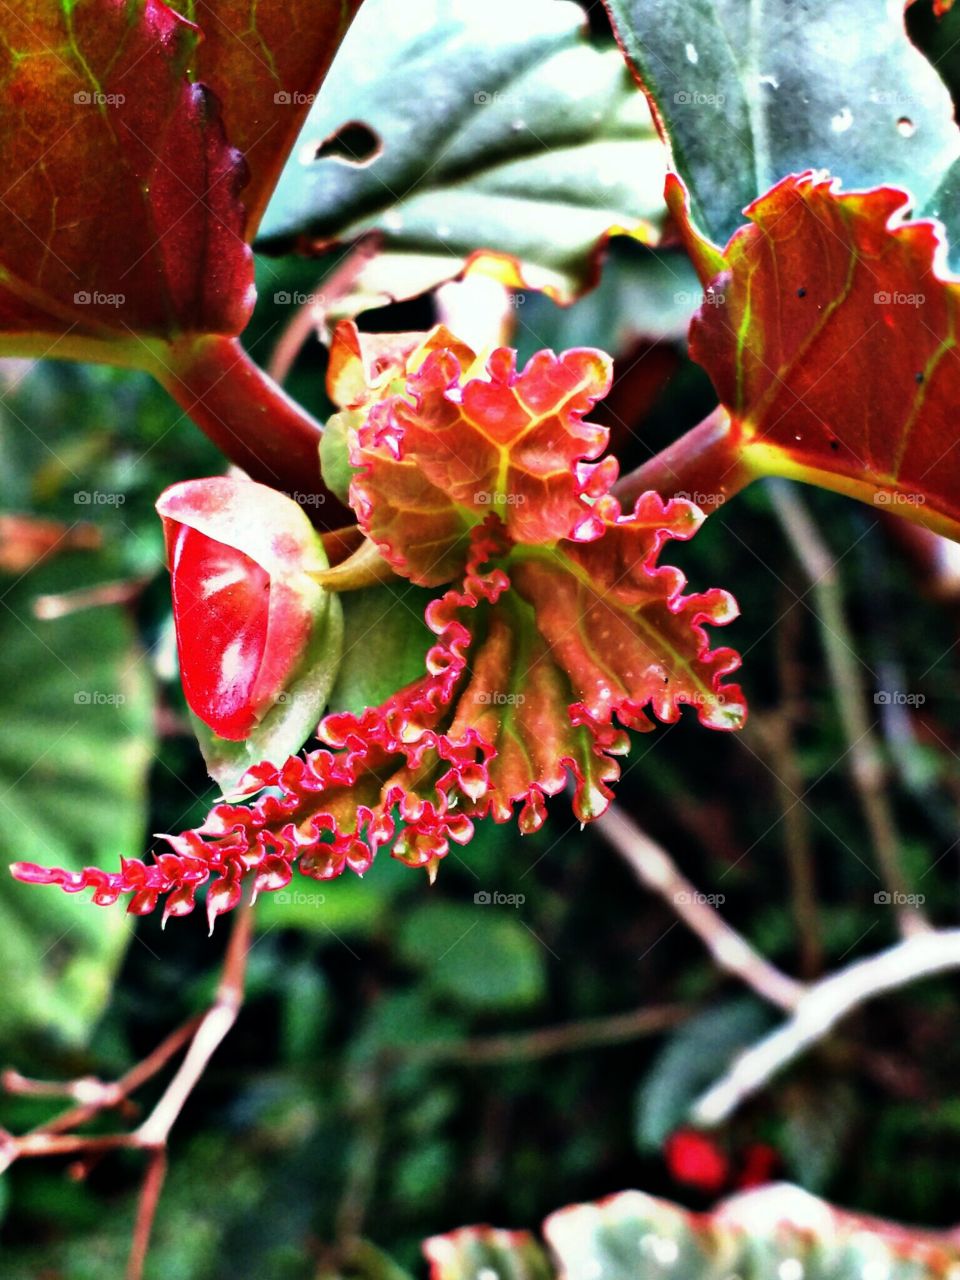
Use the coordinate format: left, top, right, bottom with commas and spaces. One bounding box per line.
338, 322, 615, 586
672, 171, 960, 540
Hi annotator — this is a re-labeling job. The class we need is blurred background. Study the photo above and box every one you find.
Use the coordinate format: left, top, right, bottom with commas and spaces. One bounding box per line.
2, 1, 960, 1276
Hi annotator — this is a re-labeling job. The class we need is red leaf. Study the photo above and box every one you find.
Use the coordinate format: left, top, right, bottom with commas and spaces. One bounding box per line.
187, 0, 363, 234
673, 171, 960, 540
0, 1, 359, 352
0, 2, 251, 346
157, 477, 327, 741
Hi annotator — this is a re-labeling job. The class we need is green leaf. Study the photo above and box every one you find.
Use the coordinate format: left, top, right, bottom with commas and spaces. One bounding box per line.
634, 999, 772, 1150
259, 0, 666, 303
424, 1227, 553, 1280
603, 0, 960, 246
0, 558, 154, 1045
397, 902, 546, 1012
429, 1186, 960, 1279
327, 579, 436, 717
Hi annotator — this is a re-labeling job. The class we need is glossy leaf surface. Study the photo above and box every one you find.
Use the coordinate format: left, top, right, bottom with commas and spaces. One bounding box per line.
602, 0, 959, 246
426, 1185, 960, 1279
259, 0, 666, 303
678, 173, 960, 540
158, 477, 342, 785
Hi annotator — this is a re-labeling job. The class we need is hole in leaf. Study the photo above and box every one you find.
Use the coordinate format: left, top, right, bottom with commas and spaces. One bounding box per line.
314, 120, 382, 166
897, 116, 916, 137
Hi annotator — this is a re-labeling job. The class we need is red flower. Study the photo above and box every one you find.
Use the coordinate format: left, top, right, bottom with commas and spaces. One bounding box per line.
665, 1129, 730, 1194
157, 477, 330, 741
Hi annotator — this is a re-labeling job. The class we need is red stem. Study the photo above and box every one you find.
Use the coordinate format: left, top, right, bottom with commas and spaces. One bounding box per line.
614, 406, 754, 511
155, 335, 348, 521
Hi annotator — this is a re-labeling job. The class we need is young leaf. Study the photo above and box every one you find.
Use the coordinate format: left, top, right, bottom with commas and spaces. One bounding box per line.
675, 172, 960, 540
12, 328, 743, 923
157, 477, 343, 787
0, 0, 360, 358
258, 0, 667, 303
602, 0, 959, 245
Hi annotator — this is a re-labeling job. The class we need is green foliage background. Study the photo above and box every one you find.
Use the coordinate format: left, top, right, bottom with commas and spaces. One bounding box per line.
2, 2, 960, 1275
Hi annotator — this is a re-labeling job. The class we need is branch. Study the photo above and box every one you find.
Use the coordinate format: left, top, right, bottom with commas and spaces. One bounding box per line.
151, 335, 350, 524
0, 902, 254, 1280
613, 406, 753, 511
397, 1003, 687, 1065
692, 928, 960, 1124
768, 479, 929, 937
596, 805, 805, 1011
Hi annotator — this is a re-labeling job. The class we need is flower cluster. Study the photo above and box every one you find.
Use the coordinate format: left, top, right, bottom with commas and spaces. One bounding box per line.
12, 325, 745, 926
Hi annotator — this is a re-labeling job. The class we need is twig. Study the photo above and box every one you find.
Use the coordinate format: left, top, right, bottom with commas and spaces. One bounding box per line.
127, 1151, 168, 1280
397, 1002, 687, 1065
0, 901, 254, 1280
768, 479, 929, 937
692, 928, 960, 1124
597, 805, 805, 1011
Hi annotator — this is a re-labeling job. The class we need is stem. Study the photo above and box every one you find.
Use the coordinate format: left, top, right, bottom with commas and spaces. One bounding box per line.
597, 805, 805, 1011
397, 1003, 687, 1065
692, 928, 960, 1124
152, 335, 330, 502
613, 406, 754, 510
768, 480, 929, 938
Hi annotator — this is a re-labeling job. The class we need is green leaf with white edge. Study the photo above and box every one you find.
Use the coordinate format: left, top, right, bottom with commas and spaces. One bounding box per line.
397, 902, 546, 1012
602, 0, 960, 246
0, 558, 154, 1046
258, 0, 667, 304
428, 1186, 960, 1279
424, 1228, 553, 1280
192, 581, 343, 793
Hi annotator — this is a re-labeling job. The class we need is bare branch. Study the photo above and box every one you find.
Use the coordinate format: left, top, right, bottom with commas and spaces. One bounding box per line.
692, 928, 960, 1125
768, 479, 928, 937
596, 805, 805, 1011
